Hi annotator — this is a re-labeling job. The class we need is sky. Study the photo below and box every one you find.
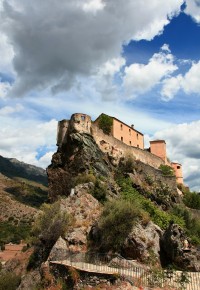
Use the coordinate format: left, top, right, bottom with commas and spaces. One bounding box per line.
0, 0, 200, 191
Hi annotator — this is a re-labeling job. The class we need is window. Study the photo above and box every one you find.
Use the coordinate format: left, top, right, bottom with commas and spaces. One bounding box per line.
177, 166, 180, 169
137, 133, 139, 139
121, 137, 123, 142
129, 129, 131, 135
137, 145, 139, 148
121, 124, 123, 130
129, 141, 131, 145
81, 115, 85, 121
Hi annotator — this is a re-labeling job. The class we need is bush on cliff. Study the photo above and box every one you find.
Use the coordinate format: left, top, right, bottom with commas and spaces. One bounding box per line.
159, 164, 174, 176
27, 201, 72, 269
97, 114, 113, 135
183, 190, 200, 210
98, 199, 141, 251
0, 272, 21, 290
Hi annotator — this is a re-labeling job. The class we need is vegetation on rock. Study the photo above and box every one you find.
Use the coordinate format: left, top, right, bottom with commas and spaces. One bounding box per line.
0, 272, 21, 290
28, 201, 72, 269
98, 199, 140, 251
97, 114, 113, 135
159, 164, 175, 176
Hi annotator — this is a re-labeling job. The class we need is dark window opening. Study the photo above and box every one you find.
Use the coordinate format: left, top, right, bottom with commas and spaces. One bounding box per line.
121, 137, 123, 141
177, 166, 181, 169
129, 141, 131, 145
129, 129, 131, 135
137, 145, 139, 148
137, 133, 139, 139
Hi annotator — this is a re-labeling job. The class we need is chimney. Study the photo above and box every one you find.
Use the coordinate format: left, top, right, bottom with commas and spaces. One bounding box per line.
131, 124, 134, 129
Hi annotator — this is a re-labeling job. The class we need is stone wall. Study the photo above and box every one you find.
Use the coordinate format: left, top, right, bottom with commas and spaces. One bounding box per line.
91, 123, 164, 169
135, 160, 177, 190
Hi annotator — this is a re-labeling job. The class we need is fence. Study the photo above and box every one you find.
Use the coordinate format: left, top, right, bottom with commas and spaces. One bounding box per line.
51, 252, 200, 290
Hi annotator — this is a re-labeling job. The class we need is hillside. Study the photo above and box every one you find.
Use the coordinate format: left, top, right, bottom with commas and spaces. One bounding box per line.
0, 156, 48, 246
0, 155, 47, 186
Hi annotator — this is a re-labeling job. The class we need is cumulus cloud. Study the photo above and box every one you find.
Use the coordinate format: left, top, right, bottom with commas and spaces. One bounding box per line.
123, 47, 177, 98
161, 75, 182, 101
161, 61, 200, 99
0, 0, 183, 97
152, 120, 200, 191
0, 117, 57, 168
185, 0, 200, 22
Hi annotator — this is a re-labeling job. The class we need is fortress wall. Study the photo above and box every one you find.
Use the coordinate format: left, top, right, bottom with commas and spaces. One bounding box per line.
136, 161, 177, 190
91, 124, 164, 169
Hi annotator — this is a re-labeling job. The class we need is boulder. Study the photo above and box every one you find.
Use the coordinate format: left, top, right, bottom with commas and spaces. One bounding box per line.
122, 221, 163, 264
160, 223, 200, 271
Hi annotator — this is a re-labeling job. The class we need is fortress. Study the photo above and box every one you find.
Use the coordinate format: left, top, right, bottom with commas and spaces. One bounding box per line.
57, 113, 183, 185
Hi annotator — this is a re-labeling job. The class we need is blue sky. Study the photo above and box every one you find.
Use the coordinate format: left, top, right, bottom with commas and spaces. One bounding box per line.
1, 0, 200, 190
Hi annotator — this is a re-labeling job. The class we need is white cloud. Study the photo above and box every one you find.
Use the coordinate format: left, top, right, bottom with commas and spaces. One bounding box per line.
161, 75, 182, 101
0, 34, 14, 73
161, 61, 200, 100
182, 61, 200, 93
123, 48, 177, 98
152, 120, 200, 191
0, 81, 12, 99
82, 0, 105, 13
0, 117, 57, 168
0, 103, 23, 115
0, 0, 183, 97
37, 151, 55, 168
185, 0, 200, 23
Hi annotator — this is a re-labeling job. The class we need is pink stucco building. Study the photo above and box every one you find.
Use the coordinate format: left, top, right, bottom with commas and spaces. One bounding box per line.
94, 114, 144, 149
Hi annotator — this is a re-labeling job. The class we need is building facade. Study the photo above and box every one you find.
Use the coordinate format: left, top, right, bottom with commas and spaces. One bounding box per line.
94, 114, 144, 149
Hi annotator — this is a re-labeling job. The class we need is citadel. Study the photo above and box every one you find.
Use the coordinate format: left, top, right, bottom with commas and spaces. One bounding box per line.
57, 113, 183, 185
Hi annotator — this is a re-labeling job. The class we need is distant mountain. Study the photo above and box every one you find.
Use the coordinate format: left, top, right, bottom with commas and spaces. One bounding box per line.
0, 155, 48, 186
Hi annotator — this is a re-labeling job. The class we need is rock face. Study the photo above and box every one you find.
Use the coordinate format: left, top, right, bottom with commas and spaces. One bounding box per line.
122, 221, 163, 263
48, 183, 101, 261
47, 114, 113, 201
160, 223, 200, 271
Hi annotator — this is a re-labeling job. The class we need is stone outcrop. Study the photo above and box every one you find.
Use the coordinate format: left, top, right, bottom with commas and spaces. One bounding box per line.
160, 223, 200, 271
122, 221, 163, 263
48, 183, 101, 261
47, 114, 113, 201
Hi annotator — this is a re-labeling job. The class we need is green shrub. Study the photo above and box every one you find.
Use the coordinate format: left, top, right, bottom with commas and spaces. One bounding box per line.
98, 199, 141, 251
0, 272, 21, 290
159, 164, 175, 176
116, 176, 185, 229
183, 191, 200, 210
98, 114, 113, 135
0, 220, 31, 245
145, 175, 154, 185
91, 179, 107, 203
27, 201, 72, 269
74, 174, 96, 186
